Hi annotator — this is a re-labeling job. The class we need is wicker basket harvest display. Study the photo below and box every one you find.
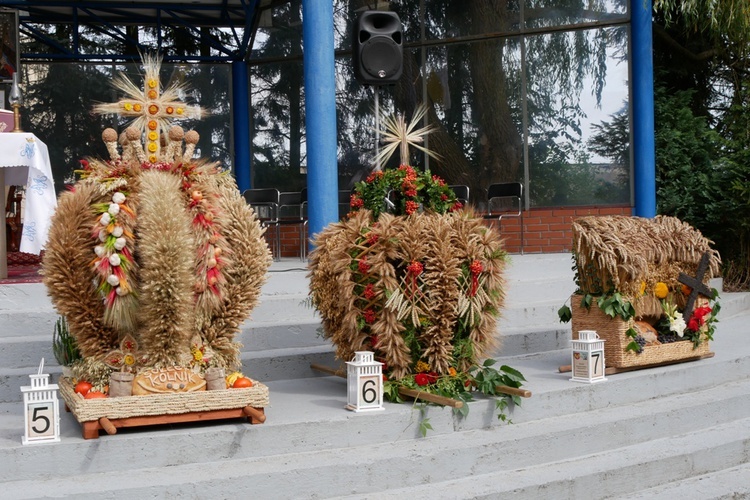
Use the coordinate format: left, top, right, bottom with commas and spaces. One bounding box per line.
569, 215, 720, 370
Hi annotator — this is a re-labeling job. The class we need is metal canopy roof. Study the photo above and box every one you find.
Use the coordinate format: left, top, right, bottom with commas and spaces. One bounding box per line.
0, 0, 279, 62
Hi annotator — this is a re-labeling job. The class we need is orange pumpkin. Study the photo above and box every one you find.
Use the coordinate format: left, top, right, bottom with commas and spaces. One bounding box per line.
74, 381, 93, 396
84, 390, 107, 399
232, 377, 253, 388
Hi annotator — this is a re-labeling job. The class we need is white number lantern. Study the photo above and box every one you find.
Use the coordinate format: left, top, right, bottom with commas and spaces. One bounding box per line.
570, 330, 607, 384
21, 359, 61, 445
346, 351, 385, 412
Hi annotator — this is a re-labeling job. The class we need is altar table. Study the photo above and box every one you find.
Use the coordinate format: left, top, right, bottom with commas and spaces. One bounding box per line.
1, 133, 57, 278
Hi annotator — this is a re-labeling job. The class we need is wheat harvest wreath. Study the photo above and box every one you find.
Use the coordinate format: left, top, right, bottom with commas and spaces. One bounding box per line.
308, 108, 527, 429
42, 54, 271, 438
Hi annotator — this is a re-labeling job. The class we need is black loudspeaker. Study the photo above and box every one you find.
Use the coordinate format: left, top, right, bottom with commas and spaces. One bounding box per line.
352, 11, 403, 85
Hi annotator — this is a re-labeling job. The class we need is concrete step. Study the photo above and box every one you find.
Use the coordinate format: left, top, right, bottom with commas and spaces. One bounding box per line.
335, 416, 750, 499
2, 370, 748, 498
617, 462, 750, 499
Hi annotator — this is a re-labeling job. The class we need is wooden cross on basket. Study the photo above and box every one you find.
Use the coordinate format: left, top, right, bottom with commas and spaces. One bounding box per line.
677, 252, 713, 322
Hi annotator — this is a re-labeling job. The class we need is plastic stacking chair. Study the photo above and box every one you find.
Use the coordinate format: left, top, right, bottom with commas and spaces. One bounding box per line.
448, 185, 470, 208
242, 188, 280, 259
278, 190, 307, 261
483, 182, 524, 254
339, 189, 354, 219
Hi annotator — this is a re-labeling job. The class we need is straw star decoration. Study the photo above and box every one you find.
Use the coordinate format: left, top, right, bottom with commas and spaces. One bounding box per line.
374, 104, 440, 169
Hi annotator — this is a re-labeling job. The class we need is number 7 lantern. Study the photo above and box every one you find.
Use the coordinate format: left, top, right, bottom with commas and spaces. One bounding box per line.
346, 351, 385, 412
570, 330, 607, 384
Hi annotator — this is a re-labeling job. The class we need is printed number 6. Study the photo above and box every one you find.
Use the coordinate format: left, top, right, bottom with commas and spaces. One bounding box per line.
362, 379, 377, 404
31, 406, 51, 434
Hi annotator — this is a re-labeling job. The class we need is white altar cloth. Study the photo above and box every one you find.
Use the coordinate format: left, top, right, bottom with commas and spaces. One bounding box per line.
0, 133, 57, 254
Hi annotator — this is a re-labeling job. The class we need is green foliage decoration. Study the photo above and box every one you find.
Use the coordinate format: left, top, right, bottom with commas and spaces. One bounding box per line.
52, 316, 81, 367
349, 165, 461, 219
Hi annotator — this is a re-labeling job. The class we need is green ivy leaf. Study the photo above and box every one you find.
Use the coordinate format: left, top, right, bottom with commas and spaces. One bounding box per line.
558, 304, 572, 323
419, 417, 433, 437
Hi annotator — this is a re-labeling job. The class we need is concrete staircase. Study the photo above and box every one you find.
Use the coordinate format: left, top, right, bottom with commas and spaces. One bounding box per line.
1, 253, 749, 498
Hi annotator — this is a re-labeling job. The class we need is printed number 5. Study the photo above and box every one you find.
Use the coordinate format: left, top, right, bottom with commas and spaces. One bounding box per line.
362, 379, 377, 404
31, 406, 51, 434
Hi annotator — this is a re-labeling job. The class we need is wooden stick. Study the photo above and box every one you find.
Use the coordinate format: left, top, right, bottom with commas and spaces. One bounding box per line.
242, 406, 266, 424
397, 387, 463, 408
98, 417, 117, 435
310, 363, 528, 403
496, 385, 532, 398
310, 363, 346, 378
558, 351, 715, 375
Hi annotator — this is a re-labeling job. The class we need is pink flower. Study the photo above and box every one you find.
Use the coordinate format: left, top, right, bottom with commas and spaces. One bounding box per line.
363, 308, 376, 324
470, 260, 483, 275
431, 175, 445, 186
407, 261, 424, 276
358, 257, 370, 273
350, 194, 364, 209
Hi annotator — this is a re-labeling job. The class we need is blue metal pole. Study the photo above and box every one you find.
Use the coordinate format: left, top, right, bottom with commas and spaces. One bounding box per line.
302, 0, 339, 242
631, 0, 656, 217
232, 61, 252, 191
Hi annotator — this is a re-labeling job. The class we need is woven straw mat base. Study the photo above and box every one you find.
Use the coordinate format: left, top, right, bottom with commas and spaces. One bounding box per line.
59, 376, 269, 423
570, 294, 711, 369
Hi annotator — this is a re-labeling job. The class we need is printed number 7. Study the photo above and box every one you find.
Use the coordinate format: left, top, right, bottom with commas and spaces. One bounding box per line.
592, 352, 601, 374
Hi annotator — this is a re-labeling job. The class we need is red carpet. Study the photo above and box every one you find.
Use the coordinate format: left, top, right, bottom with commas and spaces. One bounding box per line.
1, 252, 43, 284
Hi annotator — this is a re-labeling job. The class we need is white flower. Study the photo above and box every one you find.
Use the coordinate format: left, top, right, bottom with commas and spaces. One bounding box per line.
99, 229, 108, 242
112, 226, 124, 237
114, 237, 127, 251
100, 212, 112, 225
94, 245, 106, 257
109, 253, 122, 266
116, 286, 129, 296
669, 316, 687, 337
107, 274, 120, 286
112, 192, 126, 204
108, 203, 120, 215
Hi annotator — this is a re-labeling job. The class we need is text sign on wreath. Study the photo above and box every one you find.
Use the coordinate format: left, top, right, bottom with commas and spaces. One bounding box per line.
346, 351, 385, 412
21, 359, 61, 445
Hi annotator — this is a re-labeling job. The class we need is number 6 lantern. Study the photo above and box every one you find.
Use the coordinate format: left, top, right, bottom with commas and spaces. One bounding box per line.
346, 351, 385, 412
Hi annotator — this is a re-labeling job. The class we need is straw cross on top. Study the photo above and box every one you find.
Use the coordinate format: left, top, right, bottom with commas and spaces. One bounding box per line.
94, 53, 202, 164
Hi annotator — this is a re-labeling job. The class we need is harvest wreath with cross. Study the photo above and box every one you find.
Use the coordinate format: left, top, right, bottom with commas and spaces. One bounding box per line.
42, 53, 271, 394
559, 215, 721, 357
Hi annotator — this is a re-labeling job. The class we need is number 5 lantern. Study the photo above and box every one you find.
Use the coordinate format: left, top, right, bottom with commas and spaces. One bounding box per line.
346, 351, 385, 412
21, 359, 61, 445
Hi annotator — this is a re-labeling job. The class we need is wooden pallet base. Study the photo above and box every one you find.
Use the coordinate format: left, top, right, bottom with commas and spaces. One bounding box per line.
559, 351, 714, 375
67, 405, 266, 439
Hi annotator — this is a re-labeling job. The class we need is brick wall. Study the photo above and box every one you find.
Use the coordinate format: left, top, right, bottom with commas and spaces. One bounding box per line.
271, 205, 633, 258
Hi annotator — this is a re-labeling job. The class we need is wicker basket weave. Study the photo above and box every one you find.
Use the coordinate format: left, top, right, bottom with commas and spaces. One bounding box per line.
570, 294, 711, 369
59, 376, 269, 423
